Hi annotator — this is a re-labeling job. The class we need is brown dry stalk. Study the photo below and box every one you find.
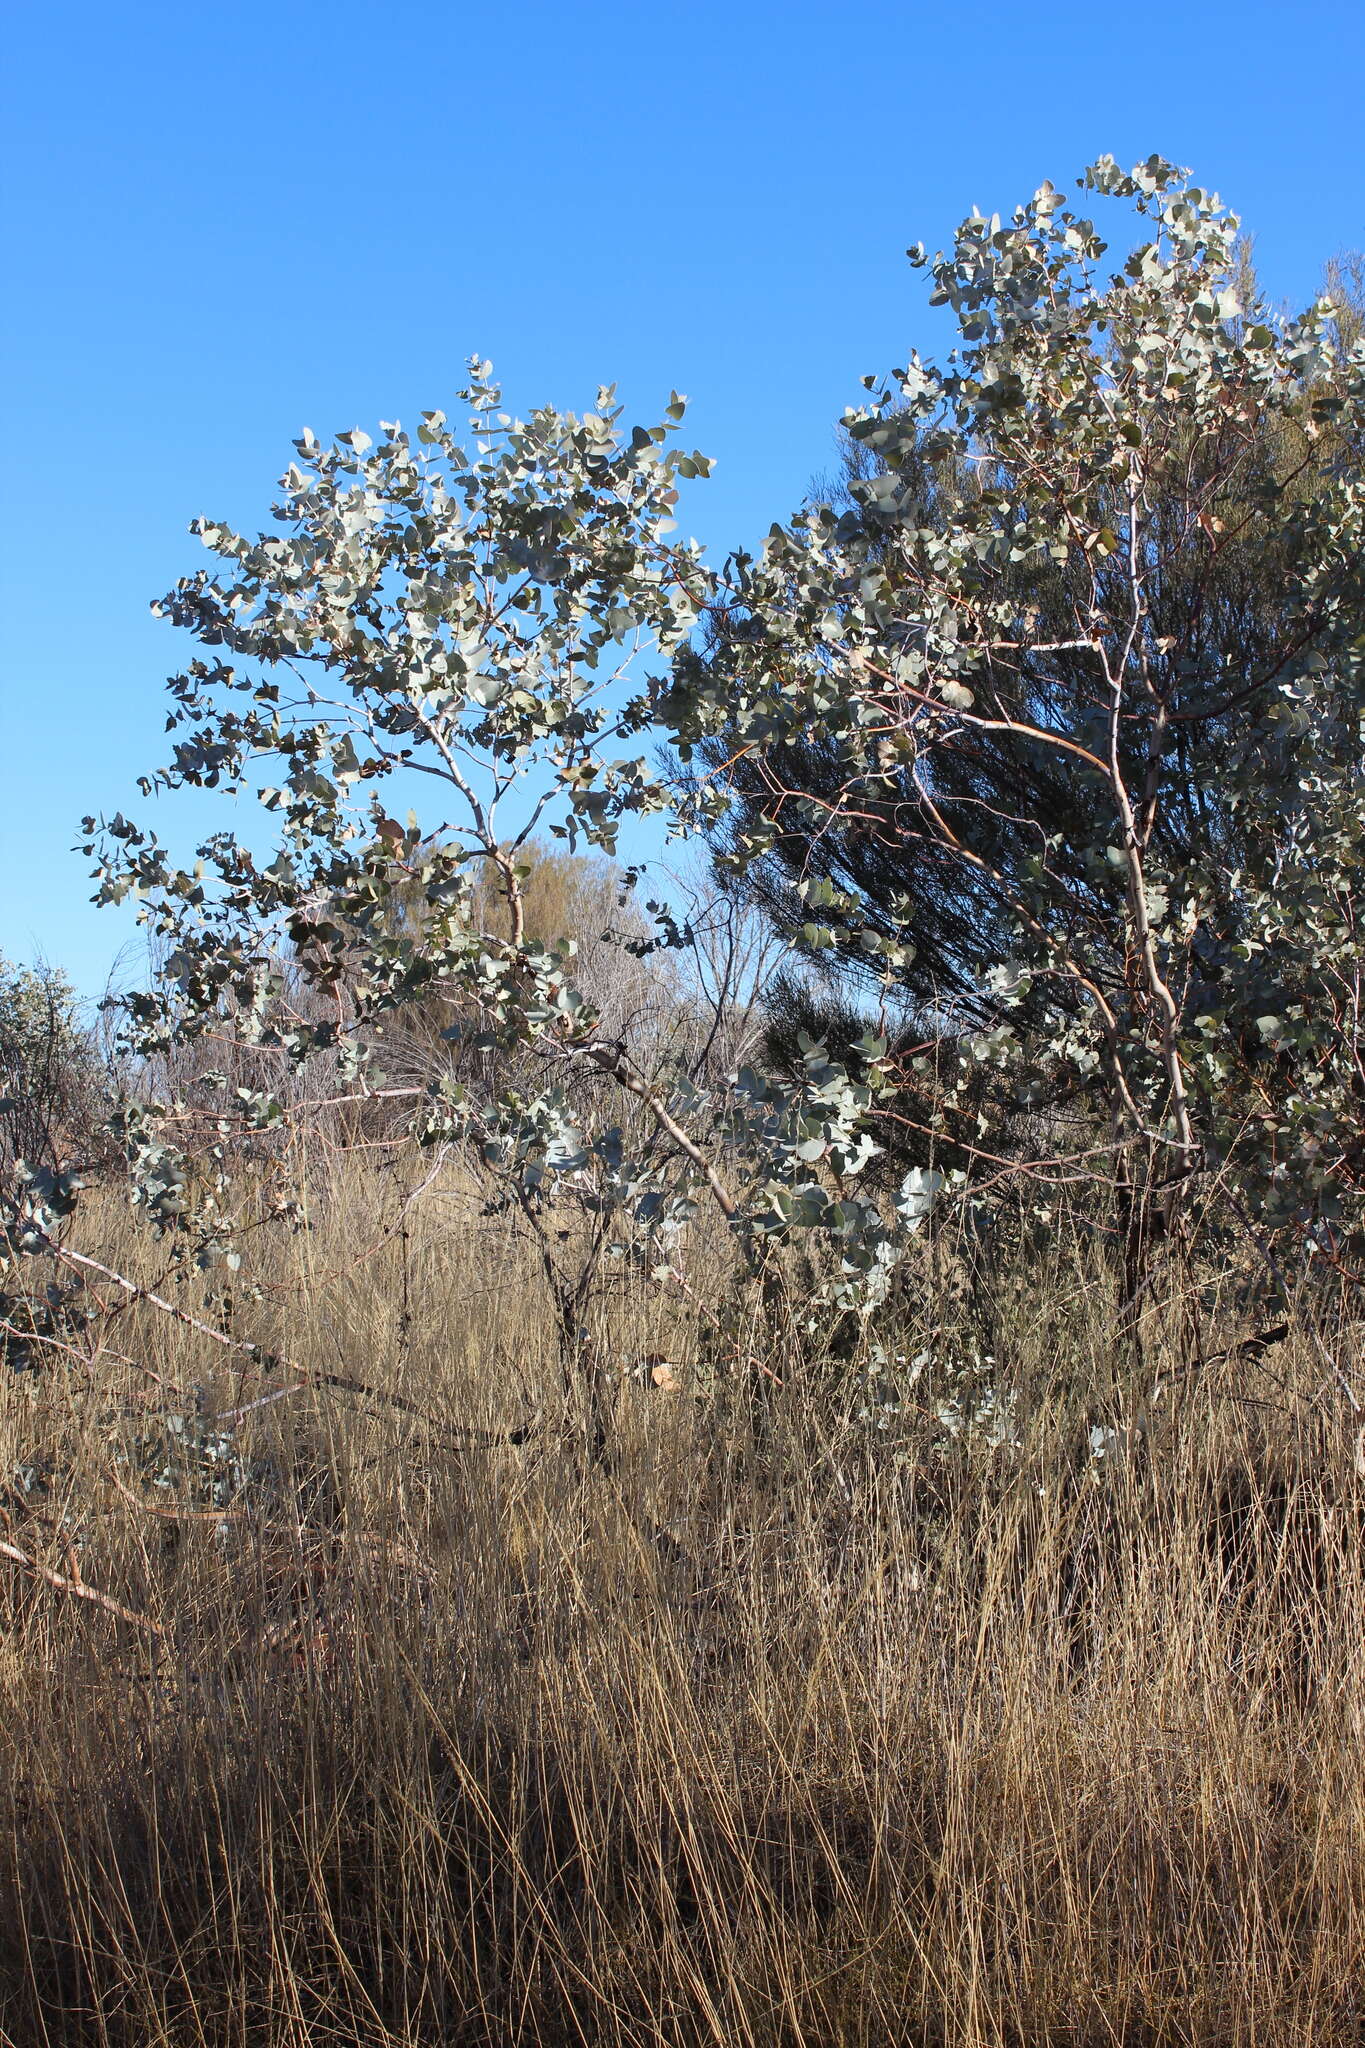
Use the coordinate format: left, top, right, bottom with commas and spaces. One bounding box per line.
42, 1237, 533, 1444
0, 1534, 164, 1637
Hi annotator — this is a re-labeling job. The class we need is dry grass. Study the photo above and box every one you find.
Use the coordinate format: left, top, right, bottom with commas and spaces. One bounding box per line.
3, 1165, 1365, 2046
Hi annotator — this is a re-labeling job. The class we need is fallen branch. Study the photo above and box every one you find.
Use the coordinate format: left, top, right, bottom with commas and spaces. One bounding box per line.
215, 1370, 537, 1446
108, 1469, 245, 1525
38, 1235, 535, 1446
0, 1535, 164, 1637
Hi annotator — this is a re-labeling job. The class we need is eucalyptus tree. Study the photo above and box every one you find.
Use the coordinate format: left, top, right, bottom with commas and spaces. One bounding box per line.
669, 158, 1365, 1307
6, 158, 1365, 1428
0, 954, 103, 1174
703, 251, 1365, 1042
5, 369, 913, 1433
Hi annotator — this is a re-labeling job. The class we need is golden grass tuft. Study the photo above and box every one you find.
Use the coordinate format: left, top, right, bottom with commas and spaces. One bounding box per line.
3, 1164, 1365, 2045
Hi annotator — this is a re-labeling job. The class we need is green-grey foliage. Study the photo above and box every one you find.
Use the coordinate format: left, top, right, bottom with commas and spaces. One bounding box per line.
14, 369, 917, 1397
7, 158, 1365, 1397
671, 158, 1365, 1287
0, 954, 102, 1177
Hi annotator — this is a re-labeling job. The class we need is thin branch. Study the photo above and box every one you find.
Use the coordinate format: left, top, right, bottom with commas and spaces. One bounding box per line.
0, 1535, 164, 1637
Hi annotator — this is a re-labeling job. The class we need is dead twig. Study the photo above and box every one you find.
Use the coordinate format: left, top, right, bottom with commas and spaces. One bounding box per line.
0, 1535, 164, 1637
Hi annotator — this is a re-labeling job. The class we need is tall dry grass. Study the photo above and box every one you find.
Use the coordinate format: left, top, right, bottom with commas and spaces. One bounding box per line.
3, 1161, 1365, 2046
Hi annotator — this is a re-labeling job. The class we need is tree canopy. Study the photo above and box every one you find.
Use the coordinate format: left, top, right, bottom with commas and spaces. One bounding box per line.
7, 155, 1365, 1389
673, 159, 1365, 1264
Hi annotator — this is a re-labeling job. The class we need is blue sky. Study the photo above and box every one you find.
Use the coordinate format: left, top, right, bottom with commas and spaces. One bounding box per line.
4, 0, 1363, 994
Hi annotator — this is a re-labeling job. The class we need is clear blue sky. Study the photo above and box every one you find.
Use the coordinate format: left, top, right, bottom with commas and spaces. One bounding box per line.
4, 0, 1362, 994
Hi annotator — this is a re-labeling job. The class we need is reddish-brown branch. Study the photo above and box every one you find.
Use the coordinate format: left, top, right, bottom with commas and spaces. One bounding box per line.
0, 1535, 164, 1637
